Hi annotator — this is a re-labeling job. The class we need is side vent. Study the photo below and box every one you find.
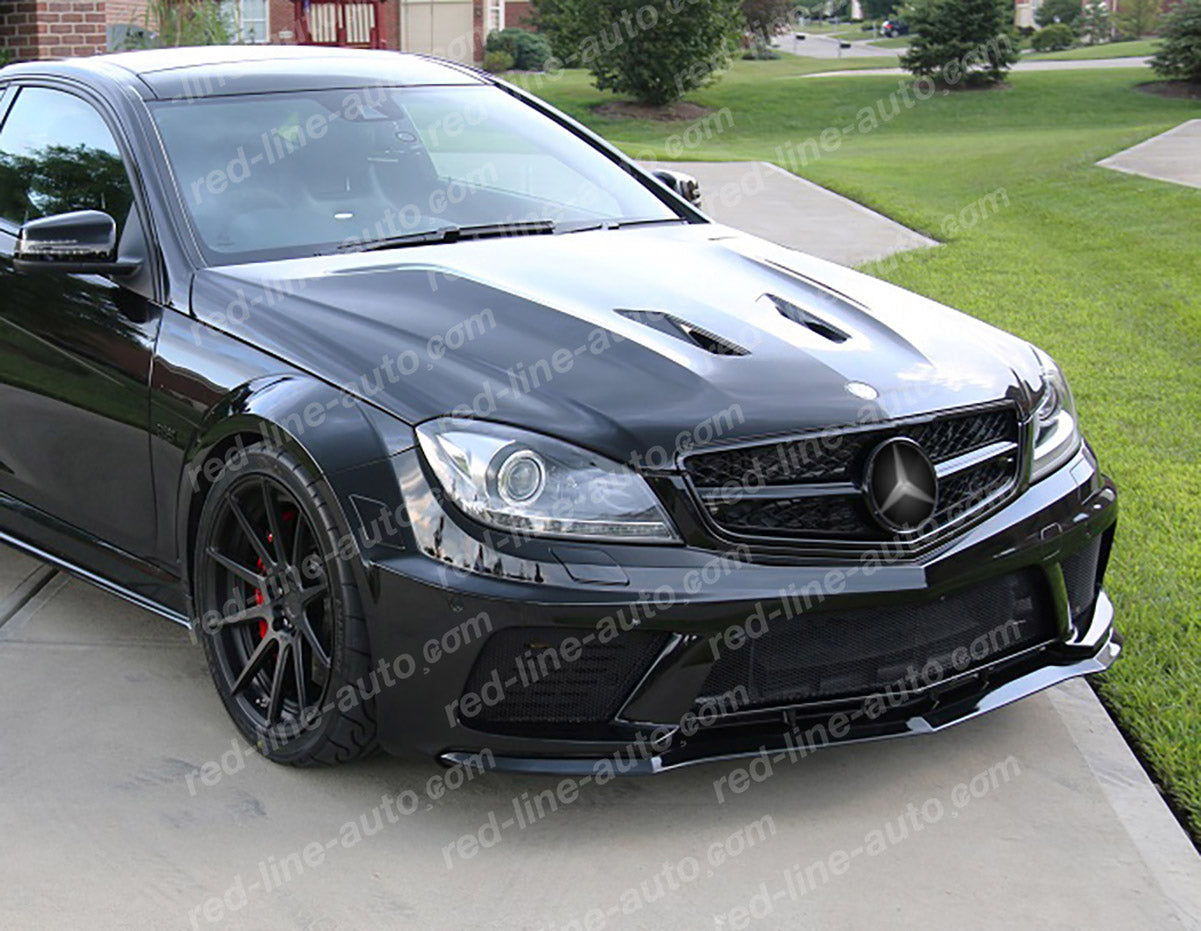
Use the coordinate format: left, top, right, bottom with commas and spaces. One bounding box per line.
764, 294, 849, 343
617, 309, 749, 356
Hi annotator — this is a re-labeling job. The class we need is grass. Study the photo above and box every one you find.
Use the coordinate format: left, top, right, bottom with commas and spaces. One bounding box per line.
1024, 38, 1161, 60
526, 61, 1201, 837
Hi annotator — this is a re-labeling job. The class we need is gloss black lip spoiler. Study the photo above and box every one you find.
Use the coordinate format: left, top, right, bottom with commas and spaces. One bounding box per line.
438, 597, 1120, 777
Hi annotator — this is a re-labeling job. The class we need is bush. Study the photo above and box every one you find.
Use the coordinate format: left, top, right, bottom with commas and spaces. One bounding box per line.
1030, 23, 1076, 50
900, 0, 1018, 85
1034, 0, 1081, 29
485, 27, 554, 70
579, 0, 744, 105
1152, 0, 1201, 82
483, 49, 516, 72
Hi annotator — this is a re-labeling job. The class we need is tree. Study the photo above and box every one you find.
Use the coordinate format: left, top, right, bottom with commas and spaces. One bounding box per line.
861, 0, 899, 19
529, 0, 594, 60
743, 0, 794, 48
133, 0, 233, 48
1152, 0, 1201, 82
1078, 0, 1112, 44
1117, 0, 1160, 37
579, 0, 744, 106
900, 0, 1018, 85
1035, 0, 1081, 29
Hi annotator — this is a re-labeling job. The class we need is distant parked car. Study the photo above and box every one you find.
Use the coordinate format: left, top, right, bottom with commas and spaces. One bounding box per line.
880, 18, 910, 37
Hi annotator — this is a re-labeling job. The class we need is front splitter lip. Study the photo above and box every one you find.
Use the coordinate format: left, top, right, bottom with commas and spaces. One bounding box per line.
438, 593, 1120, 776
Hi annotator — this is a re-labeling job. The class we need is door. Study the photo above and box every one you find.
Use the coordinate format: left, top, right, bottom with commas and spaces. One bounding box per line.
0, 85, 162, 558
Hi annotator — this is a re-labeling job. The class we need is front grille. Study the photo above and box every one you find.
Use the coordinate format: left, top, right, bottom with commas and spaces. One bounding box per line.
684, 404, 1021, 545
460, 627, 670, 725
696, 570, 1056, 710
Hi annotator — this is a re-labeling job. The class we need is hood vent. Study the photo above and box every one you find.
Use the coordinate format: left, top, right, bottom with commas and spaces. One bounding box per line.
617, 309, 749, 356
764, 294, 849, 343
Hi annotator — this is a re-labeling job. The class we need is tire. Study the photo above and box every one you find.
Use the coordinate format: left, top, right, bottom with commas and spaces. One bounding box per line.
192, 443, 378, 765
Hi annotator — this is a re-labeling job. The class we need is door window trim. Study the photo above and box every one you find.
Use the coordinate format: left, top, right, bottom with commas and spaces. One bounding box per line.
0, 79, 162, 302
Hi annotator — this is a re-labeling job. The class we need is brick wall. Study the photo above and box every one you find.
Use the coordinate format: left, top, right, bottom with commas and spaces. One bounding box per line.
1, 0, 108, 60
106, 0, 149, 26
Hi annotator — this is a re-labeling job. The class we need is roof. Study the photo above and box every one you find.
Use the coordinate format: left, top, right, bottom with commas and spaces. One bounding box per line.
1, 46, 484, 99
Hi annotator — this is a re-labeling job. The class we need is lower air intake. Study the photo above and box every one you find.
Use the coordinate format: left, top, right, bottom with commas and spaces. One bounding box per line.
460, 627, 671, 725
696, 570, 1057, 709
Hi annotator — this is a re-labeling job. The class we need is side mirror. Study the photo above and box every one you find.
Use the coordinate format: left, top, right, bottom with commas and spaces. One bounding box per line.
14, 210, 140, 276
651, 169, 703, 209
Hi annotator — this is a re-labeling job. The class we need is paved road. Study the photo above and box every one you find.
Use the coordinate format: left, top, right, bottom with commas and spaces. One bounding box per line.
1099, 119, 1201, 189
801, 57, 1153, 77
774, 31, 899, 60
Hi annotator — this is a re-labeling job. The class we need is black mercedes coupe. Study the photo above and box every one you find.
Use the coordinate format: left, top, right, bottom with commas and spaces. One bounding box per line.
0, 47, 1118, 772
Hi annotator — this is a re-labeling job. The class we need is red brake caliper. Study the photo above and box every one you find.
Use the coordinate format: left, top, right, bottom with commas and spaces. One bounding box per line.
253, 511, 298, 642
254, 558, 268, 641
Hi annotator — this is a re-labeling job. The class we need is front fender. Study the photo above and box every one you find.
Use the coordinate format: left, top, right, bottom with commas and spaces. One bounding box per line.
173, 374, 415, 617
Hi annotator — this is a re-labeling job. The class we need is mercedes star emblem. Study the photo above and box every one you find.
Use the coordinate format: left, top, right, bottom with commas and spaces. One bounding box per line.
865, 437, 939, 532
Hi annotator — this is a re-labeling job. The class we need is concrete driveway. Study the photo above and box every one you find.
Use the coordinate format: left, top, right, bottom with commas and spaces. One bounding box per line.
2, 548, 1201, 929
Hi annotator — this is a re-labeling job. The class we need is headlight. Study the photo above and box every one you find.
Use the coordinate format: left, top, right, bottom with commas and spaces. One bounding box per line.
1030, 348, 1081, 482
415, 418, 681, 543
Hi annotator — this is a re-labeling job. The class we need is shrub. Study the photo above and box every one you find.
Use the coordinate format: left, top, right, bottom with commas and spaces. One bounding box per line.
485, 27, 554, 70
1031, 23, 1076, 50
579, 0, 744, 105
1034, 0, 1081, 29
483, 49, 516, 73
900, 0, 1018, 85
1152, 0, 1201, 82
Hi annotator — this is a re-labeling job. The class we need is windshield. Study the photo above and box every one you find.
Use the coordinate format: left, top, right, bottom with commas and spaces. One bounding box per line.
149, 85, 682, 264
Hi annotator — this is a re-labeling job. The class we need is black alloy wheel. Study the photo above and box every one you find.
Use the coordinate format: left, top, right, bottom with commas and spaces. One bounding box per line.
194, 444, 377, 765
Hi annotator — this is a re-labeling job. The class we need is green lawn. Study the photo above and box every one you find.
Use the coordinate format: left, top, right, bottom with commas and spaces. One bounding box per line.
528, 62, 1201, 837
1024, 38, 1161, 60
868, 36, 912, 48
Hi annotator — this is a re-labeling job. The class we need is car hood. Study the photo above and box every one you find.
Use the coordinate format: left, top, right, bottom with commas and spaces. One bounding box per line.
192, 224, 1042, 464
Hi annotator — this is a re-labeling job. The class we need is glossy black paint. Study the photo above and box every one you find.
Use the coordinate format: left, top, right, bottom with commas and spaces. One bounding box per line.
0, 47, 1119, 771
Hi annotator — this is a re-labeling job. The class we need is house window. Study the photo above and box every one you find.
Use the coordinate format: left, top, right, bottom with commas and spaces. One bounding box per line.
225, 0, 270, 43
487, 0, 505, 34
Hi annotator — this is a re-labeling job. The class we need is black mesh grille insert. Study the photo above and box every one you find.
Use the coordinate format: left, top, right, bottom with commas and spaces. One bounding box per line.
685, 404, 1020, 544
1061, 536, 1103, 622
460, 627, 671, 725
696, 570, 1056, 709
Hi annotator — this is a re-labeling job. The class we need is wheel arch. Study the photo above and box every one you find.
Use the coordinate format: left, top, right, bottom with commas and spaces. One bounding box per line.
174, 374, 412, 620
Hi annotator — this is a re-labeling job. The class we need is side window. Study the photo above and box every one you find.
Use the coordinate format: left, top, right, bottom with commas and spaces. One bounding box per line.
0, 87, 134, 231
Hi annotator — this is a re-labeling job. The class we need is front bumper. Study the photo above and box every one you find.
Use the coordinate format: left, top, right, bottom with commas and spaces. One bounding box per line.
345, 441, 1118, 774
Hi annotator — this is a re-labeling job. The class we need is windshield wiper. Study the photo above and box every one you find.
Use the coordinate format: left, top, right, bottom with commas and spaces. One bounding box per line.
340, 220, 557, 254
607, 217, 689, 230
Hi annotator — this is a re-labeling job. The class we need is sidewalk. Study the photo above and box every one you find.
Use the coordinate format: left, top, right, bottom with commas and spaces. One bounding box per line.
1099, 119, 1201, 189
